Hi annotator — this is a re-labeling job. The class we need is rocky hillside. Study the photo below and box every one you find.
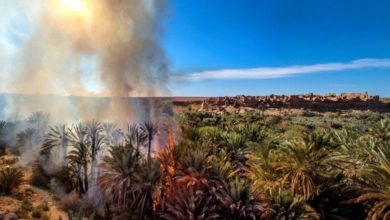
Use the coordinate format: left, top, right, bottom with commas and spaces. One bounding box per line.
174, 93, 390, 113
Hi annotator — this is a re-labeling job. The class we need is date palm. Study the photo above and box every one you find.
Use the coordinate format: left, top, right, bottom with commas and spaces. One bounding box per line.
158, 186, 219, 220
65, 209, 95, 220
102, 123, 122, 147
41, 124, 69, 166
207, 150, 238, 187
175, 149, 210, 190
98, 144, 139, 210
281, 132, 347, 201
27, 112, 49, 137
369, 119, 390, 141
225, 132, 249, 167
246, 153, 285, 199
133, 159, 161, 218
0, 167, 24, 195
353, 141, 390, 219
268, 188, 319, 220
67, 123, 89, 195
126, 124, 147, 158
17, 127, 38, 150
141, 121, 158, 163
85, 120, 105, 199
67, 143, 89, 195
214, 177, 274, 219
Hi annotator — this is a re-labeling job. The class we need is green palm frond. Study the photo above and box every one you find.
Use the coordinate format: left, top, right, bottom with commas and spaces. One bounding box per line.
0, 167, 24, 195
41, 124, 68, 155
268, 188, 319, 220
214, 177, 274, 219
158, 186, 219, 220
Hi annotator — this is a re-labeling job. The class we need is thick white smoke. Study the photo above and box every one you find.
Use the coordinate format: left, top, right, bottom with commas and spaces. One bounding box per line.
0, 0, 174, 169
0, 0, 171, 122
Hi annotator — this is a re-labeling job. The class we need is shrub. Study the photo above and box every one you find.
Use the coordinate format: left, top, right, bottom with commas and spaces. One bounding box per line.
303, 110, 319, 117
41, 213, 50, 220
53, 166, 74, 193
66, 209, 95, 220
37, 202, 50, 211
61, 193, 97, 218
29, 161, 51, 189
31, 209, 43, 218
20, 200, 33, 212
265, 115, 282, 125
15, 208, 29, 219
24, 187, 35, 198
15, 200, 33, 219
0, 167, 24, 195
60, 192, 83, 212
331, 122, 343, 129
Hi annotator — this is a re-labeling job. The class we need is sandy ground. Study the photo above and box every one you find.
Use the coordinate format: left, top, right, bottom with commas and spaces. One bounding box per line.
0, 158, 67, 219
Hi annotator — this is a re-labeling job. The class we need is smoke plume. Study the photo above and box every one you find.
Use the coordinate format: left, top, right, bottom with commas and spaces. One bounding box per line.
0, 0, 171, 122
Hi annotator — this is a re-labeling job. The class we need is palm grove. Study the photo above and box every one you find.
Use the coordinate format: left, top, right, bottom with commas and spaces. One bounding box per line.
0, 110, 390, 219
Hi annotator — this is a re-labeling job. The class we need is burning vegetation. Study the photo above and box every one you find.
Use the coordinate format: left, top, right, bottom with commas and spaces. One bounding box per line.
1, 0, 390, 220
0, 109, 390, 219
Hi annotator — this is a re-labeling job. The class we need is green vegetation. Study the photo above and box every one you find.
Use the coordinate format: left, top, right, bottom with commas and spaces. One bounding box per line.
168, 110, 390, 219
0, 167, 24, 195
1, 110, 390, 219
15, 200, 33, 219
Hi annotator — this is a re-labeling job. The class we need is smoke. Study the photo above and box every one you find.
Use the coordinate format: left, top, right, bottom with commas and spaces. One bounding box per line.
2, 0, 169, 96
0, 0, 174, 168
0, 0, 171, 122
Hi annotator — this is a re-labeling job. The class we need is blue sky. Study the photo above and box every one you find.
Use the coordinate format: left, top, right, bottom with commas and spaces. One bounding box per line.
165, 0, 390, 96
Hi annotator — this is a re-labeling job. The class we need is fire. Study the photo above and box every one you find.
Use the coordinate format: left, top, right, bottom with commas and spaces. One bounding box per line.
168, 127, 174, 148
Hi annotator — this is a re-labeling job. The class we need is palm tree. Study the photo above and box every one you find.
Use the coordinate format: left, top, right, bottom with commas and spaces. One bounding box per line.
268, 188, 319, 220
85, 121, 105, 199
67, 142, 89, 195
102, 123, 122, 147
41, 124, 69, 166
353, 140, 390, 219
225, 132, 249, 167
98, 144, 139, 210
0, 167, 24, 195
174, 149, 210, 190
17, 127, 38, 150
369, 119, 390, 141
27, 112, 49, 137
125, 124, 147, 158
98, 143, 162, 218
246, 152, 285, 199
280, 133, 347, 201
214, 177, 274, 219
67, 123, 89, 195
207, 150, 238, 187
141, 121, 158, 163
133, 159, 161, 218
198, 126, 225, 147
65, 209, 95, 220
157, 186, 219, 220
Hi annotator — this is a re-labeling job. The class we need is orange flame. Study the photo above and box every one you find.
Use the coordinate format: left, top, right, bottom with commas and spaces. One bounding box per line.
168, 127, 174, 148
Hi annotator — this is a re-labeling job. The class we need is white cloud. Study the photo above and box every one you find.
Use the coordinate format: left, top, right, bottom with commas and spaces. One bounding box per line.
173, 58, 390, 81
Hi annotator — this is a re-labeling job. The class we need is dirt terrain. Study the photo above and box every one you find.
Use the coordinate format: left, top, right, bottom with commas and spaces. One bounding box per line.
0, 156, 67, 220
